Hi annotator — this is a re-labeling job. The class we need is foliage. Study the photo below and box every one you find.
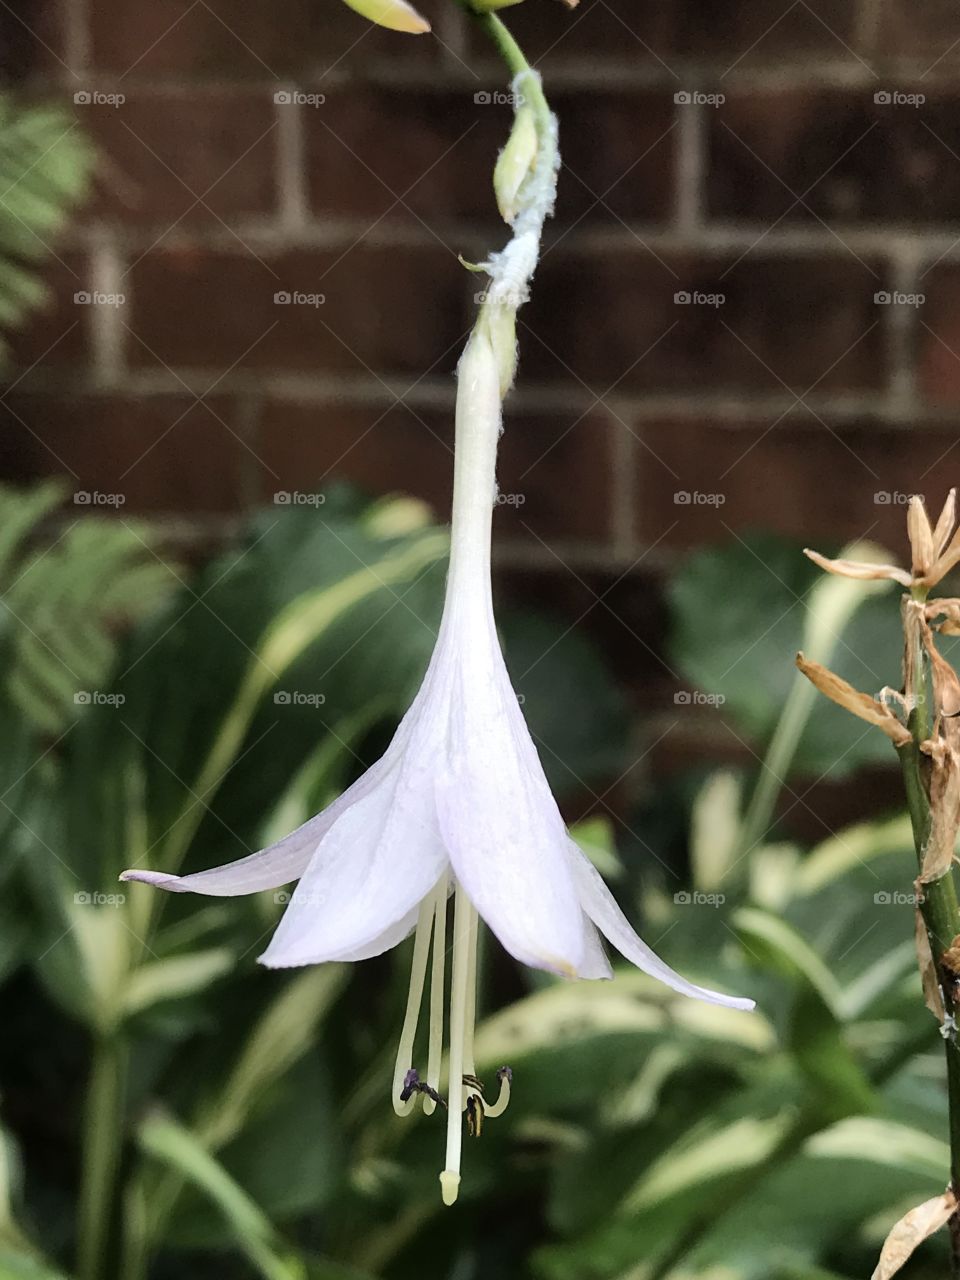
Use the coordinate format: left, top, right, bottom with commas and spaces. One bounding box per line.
0, 95, 93, 364
0, 503, 951, 1280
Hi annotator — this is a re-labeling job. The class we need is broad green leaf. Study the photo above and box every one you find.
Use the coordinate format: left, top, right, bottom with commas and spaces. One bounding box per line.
690, 770, 742, 891
200, 966, 347, 1149
734, 907, 843, 1014
137, 1111, 302, 1280
123, 948, 233, 1016
668, 533, 903, 777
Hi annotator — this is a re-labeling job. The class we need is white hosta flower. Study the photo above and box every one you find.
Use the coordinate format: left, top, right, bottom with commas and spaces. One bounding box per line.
122, 334, 752, 1202
122, 72, 753, 1202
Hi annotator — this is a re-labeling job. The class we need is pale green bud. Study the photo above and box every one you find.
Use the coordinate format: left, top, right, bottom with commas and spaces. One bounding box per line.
493, 107, 538, 225
482, 305, 518, 395
340, 0, 431, 33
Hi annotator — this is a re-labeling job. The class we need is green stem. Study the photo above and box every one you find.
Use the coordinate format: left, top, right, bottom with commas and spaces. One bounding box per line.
899, 589, 960, 1258
456, 3, 544, 96
77, 1034, 127, 1280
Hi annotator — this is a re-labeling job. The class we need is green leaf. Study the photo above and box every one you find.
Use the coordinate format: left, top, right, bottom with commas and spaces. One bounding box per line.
0, 98, 93, 364
137, 1111, 302, 1280
123, 948, 234, 1016
668, 533, 903, 777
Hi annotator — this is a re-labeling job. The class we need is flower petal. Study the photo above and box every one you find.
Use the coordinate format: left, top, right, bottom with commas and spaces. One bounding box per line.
435, 622, 586, 976
259, 758, 447, 968
119, 758, 393, 896
577, 916, 613, 980
568, 843, 755, 1010
330, 904, 419, 961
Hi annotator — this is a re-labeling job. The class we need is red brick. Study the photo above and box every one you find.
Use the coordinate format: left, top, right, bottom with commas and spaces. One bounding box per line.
470, 0, 857, 66
5, 252, 92, 372
254, 399, 613, 544
77, 89, 276, 226
256, 400, 454, 514
305, 86, 672, 225
127, 245, 468, 376
89, 0, 443, 78
1, 0, 67, 80
876, 1, 960, 68
917, 266, 960, 405
304, 87, 505, 223
553, 91, 673, 224
0, 395, 245, 513
633, 411, 960, 549
522, 251, 883, 394
708, 91, 960, 224
496, 564, 667, 692
496, 406, 614, 543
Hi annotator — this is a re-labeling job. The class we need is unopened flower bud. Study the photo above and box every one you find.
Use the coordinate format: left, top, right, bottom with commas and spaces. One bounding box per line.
340, 0, 430, 33
468, 0, 524, 11
494, 107, 538, 225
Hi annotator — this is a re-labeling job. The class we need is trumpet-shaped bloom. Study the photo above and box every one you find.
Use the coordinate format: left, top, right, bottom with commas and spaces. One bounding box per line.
122, 333, 753, 1203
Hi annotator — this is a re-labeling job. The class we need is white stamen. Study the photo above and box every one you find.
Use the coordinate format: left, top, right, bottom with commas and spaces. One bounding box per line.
422, 871, 448, 1115
441, 885, 477, 1205
484, 1072, 511, 1119
392, 889, 437, 1116
463, 899, 479, 1080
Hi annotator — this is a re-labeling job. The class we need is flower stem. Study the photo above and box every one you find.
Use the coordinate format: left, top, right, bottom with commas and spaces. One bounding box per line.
77, 1034, 127, 1280
900, 587, 960, 1272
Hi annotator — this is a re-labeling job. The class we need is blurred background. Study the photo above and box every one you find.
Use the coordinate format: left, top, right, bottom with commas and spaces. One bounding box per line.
1, 0, 959, 1278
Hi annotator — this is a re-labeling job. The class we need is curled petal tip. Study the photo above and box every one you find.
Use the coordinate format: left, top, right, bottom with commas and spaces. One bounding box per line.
440, 1170, 460, 1206
118, 869, 185, 892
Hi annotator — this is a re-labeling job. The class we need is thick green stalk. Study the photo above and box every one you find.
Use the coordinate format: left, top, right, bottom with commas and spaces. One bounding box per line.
900, 587, 960, 1269
77, 1034, 127, 1280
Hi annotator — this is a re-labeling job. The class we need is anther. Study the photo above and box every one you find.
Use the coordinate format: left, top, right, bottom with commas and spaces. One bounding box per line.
466, 1094, 484, 1138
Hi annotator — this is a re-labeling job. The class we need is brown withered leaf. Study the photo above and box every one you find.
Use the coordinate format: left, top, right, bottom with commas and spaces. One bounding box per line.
795, 654, 912, 747
921, 623, 960, 721
908, 495, 936, 579
933, 489, 958, 557
915, 907, 945, 1021
803, 548, 913, 587
927, 599, 960, 636
871, 1188, 956, 1279
920, 740, 960, 882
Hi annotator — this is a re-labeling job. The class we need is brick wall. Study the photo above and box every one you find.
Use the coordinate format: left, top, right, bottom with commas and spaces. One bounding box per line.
5, 0, 960, 787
